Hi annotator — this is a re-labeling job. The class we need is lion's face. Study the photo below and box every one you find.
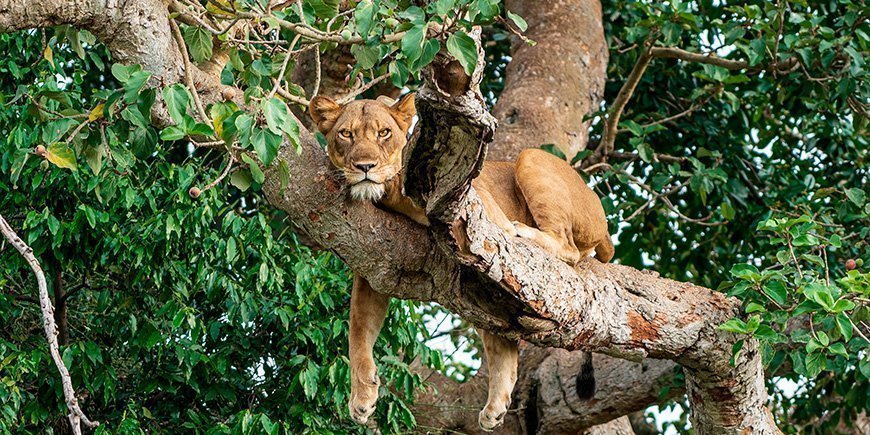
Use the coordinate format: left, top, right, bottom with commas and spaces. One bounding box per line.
309, 94, 416, 202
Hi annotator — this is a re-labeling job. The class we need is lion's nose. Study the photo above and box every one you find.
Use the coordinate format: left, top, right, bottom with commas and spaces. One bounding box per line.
354, 162, 377, 173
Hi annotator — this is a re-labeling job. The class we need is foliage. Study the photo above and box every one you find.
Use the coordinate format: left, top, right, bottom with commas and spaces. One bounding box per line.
0, 21, 442, 433
0, 0, 867, 433
594, 0, 868, 432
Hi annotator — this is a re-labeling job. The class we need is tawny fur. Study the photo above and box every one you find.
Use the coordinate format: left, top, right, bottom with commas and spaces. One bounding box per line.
309, 94, 613, 431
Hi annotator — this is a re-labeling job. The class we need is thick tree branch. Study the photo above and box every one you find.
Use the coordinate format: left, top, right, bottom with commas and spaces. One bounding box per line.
0, 215, 98, 434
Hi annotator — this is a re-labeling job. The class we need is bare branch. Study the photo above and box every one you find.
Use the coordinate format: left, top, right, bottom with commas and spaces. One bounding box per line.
0, 214, 99, 433
596, 42, 654, 159
169, 18, 210, 123
650, 47, 799, 72
336, 73, 392, 105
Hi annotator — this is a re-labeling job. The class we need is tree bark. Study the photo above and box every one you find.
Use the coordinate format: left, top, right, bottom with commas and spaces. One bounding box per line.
487, 0, 608, 161
0, 1, 782, 434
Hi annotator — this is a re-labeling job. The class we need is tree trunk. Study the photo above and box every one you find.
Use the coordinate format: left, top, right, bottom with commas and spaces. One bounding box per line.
488, 0, 608, 161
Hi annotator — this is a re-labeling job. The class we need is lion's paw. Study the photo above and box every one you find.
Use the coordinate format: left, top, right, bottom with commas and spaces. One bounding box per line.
478, 404, 507, 432
348, 369, 380, 425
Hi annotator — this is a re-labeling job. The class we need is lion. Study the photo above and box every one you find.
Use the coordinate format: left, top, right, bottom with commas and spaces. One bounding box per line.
309, 93, 613, 431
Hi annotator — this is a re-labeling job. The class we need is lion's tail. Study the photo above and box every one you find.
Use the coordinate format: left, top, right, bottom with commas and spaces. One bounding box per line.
575, 351, 595, 400
595, 237, 615, 263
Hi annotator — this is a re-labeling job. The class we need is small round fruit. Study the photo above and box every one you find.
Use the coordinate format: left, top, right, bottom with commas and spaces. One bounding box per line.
189, 187, 202, 199
35, 145, 47, 156
845, 259, 857, 270
385, 18, 398, 28
341, 29, 353, 40
857, 259, 865, 267
221, 87, 235, 101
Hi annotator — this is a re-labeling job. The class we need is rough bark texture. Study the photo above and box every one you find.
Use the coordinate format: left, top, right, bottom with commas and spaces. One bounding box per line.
416, 346, 679, 434
0, 1, 782, 434
487, 0, 609, 161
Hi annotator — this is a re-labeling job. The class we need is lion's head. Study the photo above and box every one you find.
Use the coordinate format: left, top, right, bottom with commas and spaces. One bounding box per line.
308, 93, 416, 202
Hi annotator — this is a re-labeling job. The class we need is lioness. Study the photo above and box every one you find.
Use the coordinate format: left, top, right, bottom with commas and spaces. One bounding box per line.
309, 93, 613, 431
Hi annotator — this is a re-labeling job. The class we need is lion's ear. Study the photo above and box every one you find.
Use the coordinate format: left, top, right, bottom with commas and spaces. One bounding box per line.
390, 93, 416, 131
309, 96, 342, 133
376, 95, 397, 106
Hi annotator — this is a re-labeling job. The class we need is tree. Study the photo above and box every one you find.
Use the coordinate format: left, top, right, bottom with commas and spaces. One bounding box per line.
0, 0, 867, 434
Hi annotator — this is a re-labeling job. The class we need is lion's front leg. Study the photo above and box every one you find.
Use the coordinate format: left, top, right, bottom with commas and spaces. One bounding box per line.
477, 329, 519, 432
348, 274, 390, 425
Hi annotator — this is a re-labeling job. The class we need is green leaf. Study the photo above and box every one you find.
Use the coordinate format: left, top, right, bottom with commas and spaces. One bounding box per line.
388, 59, 410, 88
845, 188, 865, 207
412, 38, 441, 72
111, 63, 136, 83
719, 318, 748, 334
730, 263, 761, 281
805, 352, 826, 377
476, 0, 499, 21
836, 314, 853, 341
234, 113, 255, 148
230, 170, 252, 192
263, 97, 290, 136
763, 281, 789, 306
124, 71, 152, 103
242, 154, 265, 184
162, 85, 192, 125
252, 129, 281, 166
636, 142, 654, 163
183, 26, 214, 63
45, 142, 78, 171
507, 11, 528, 32
160, 126, 186, 141
828, 342, 848, 359
721, 202, 735, 220
351, 44, 380, 70
817, 331, 830, 346
354, 0, 376, 38
804, 283, 835, 311
792, 234, 819, 246
745, 302, 766, 313
831, 299, 856, 313
434, 0, 455, 16
401, 24, 427, 64
308, 0, 340, 19
300, 362, 320, 400
278, 159, 290, 190
446, 31, 477, 76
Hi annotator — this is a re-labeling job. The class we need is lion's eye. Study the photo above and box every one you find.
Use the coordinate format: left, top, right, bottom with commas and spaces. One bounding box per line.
338, 130, 352, 139
378, 129, 391, 138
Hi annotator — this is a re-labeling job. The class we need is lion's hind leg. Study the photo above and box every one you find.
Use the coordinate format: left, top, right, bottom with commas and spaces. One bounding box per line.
477, 329, 518, 432
512, 149, 584, 265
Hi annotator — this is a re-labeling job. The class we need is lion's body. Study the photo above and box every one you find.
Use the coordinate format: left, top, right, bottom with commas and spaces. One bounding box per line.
309, 94, 612, 431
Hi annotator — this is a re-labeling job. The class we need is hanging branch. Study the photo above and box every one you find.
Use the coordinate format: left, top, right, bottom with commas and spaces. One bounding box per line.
0, 214, 98, 434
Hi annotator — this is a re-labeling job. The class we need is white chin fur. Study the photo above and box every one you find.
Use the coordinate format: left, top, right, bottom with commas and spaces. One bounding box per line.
350, 182, 385, 202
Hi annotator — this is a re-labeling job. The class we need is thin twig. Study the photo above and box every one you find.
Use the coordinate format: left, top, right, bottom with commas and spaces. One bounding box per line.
312, 47, 322, 98
267, 33, 302, 100
616, 87, 720, 134
201, 155, 236, 193
63, 117, 94, 144
272, 79, 311, 106
169, 18, 210, 124
336, 73, 391, 105
0, 214, 99, 434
